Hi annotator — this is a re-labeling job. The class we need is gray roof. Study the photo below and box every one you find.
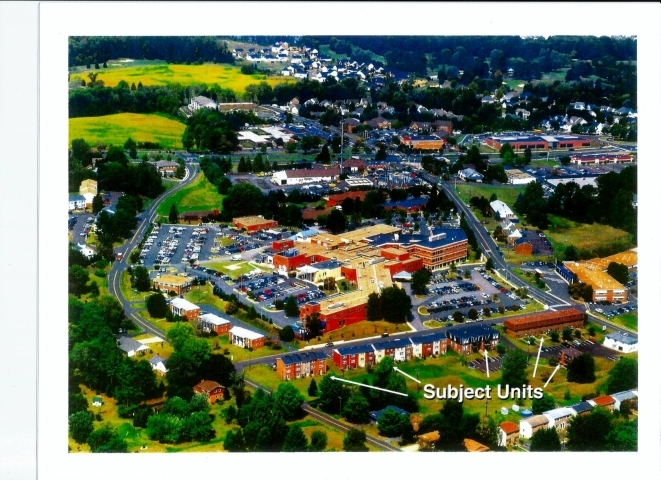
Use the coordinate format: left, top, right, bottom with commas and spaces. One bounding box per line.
150, 355, 167, 366
116, 336, 146, 353
569, 401, 593, 414
610, 390, 637, 403
606, 331, 637, 345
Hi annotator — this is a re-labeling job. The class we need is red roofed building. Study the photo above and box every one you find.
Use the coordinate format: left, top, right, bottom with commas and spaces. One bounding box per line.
589, 395, 616, 412
340, 158, 367, 173
503, 308, 585, 338
193, 380, 225, 403
499, 421, 520, 447
326, 190, 367, 207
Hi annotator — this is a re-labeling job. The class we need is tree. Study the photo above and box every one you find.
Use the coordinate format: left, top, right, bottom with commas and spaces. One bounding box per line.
380, 286, 412, 323
562, 327, 573, 342
606, 262, 629, 285
566, 409, 612, 451
273, 383, 304, 421
531, 392, 556, 414
69, 264, 90, 296
605, 357, 637, 394
530, 426, 561, 451
308, 378, 318, 397
452, 310, 464, 323
315, 144, 331, 164
309, 430, 328, 452
501, 348, 528, 389
279, 325, 295, 342
304, 312, 324, 339
485, 257, 494, 270
567, 352, 596, 384
467, 308, 479, 321
377, 408, 411, 438
87, 426, 129, 453
222, 183, 265, 220
343, 428, 368, 452
69, 410, 94, 444
366, 292, 382, 321
317, 374, 349, 414
411, 268, 432, 295
92, 193, 104, 214
342, 389, 371, 424
559, 155, 571, 165
523, 147, 532, 165
69, 392, 89, 416
550, 331, 560, 342
124, 137, 138, 159
326, 209, 347, 234
564, 245, 579, 261
168, 203, 179, 223
282, 424, 308, 452
146, 292, 168, 318
133, 265, 151, 292
606, 419, 637, 451
283, 296, 300, 317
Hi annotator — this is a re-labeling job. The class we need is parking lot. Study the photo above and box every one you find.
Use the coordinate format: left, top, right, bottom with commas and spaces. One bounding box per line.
69, 213, 95, 242
539, 339, 620, 362
139, 225, 216, 266
468, 354, 505, 373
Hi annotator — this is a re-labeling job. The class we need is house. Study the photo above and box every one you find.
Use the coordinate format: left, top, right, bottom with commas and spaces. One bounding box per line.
155, 160, 179, 176
464, 438, 490, 452
232, 216, 279, 233
417, 431, 440, 450
116, 336, 149, 357
519, 414, 549, 439
340, 158, 366, 173
275, 351, 328, 380
365, 116, 391, 129
343, 117, 361, 134
69, 194, 86, 211
169, 297, 201, 321
434, 120, 453, 135
558, 347, 582, 366
457, 168, 484, 183
603, 331, 638, 353
198, 312, 232, 335
569, 401, 593, 417
588, 395, 616, 412
92, 396, 103, 407
409, 121, 432, 132
75, 242, 96, 260
193, 380, 225, 403
79, 179, 98, 206
543, 407, 574, 430
445, 324, 499, 354
610, 390, 638, 411
490, 200, 516, 221
189, 96, 218, 112
149, 355, 168, 376
333, 344, 377, 370
228, 326, 265, 349
499, 219, 522, 245
515, 108, 530, 120
369, 406, 409, 424
153, 274, 193, 296
498, 421, 520, 447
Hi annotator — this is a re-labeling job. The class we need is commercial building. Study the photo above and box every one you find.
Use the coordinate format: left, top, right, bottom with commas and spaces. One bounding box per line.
505, 169, 536, 185
169, 297, 201, 321
563, 261, 628, 303
490, 200, 517, 221
383, 197, 428, 213
271, 167, 341, 186
232, 216, 279, 233
325, 190, 367, 207
189, 96, 218, 111
503, 308, 585, 338
275, 351, 328, 380
603, 331, 638, 353
485, 134, 596, 151
570, 153, 634, 165
153, 274, 193, 296
228, 326, 265, 350
400, 135, 446, 151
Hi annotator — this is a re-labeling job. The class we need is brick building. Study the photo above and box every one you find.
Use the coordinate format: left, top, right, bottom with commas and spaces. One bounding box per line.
193, 380, 225, 403
153, 274, 193, 296
485, 134, 596, 151
400, 135, 446, 151
232, 216, 278, 233
276, 351, 327, 380
326, 190, 367, 207
503, 308, 585, 338
198, 312, 232, 335
228, 326, 265, 349
169, 297, 201, 321
446, 324, 499, 354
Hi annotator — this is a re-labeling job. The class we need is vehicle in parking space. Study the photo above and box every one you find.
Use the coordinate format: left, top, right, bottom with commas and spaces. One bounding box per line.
326, 342, 334, 347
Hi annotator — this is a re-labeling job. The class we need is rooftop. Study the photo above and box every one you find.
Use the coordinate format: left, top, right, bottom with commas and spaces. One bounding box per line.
564, 262, 627, 292
199, 313, 231, 326
154, 274, 193, 286
500, 421, 519, 434
590, 395, 615, 406
229, 325, 264, 340
524, 414, 549, 428
170, 297, 199, 311
605, 331, 637, 345
233, 216, 277, 227
278, 350, 327, 366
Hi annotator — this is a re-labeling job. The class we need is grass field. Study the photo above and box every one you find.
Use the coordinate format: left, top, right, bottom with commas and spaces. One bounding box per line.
545, 215, 634, 257
155, 172, 224, 219
454, 184, 525, 210
69, 113, 186, 149
70, 63, 295, 92
201, 260, 272, 279
608, 312, 638, 332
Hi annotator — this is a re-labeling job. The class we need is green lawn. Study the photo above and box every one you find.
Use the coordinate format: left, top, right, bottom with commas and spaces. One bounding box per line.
70, 63, 295, 92
69, 113, 186, 149
155, 172, 224, 219
608, 312, 638, 332
200, 260, 271, 279
454, 184, 525, 210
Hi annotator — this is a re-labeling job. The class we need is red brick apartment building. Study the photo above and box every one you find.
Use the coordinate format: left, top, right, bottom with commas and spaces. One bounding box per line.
503, 308, 585, 338
169, 297, 201, 321
232, 215, 278, 233
276, 351, 327, 380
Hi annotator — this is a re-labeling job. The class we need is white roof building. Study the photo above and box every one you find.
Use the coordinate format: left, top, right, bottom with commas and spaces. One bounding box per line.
229, 326, 263, 340
490, 200, 516, 220
603, 331, 638, 353
190, 95, 217, 111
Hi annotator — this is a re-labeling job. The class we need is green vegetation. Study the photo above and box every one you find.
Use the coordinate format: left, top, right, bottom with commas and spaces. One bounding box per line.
156, 172, 224, 219
455, 184, 525, 212
546, 215, 634, 259
609, 312, 638, 332
69, 113, 186, 149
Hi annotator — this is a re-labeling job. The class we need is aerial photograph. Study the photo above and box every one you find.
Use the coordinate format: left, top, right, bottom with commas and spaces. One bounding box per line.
67, 35, 638, 453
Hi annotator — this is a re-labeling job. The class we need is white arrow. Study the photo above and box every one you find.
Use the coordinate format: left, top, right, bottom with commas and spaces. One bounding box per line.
543, 364, 561, 389
484, 349, 490, 378
393, 366, 421, 384
532, 337, 544, 378
330, 376, 408, 396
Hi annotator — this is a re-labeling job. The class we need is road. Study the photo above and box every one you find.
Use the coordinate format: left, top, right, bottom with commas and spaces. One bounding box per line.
242, 377, 400, 452
107, 163, 199, 337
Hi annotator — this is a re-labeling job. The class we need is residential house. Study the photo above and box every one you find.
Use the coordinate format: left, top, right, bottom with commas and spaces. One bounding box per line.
366, 116, 392, 130
198, 312, 232, 335
464, 438, 490, 452
116, 336, 149, 357
228, 326, 265, 350
588, 395, 616, 412
417, 431, 440, 450
490, 200, 517, 221
75, 242, 96, 260
543, 407, 574, 430
193, 380, 225, 403
69, 194, 86, 211
276, 351, 328, 380
433, 120, 453, 135
610, 390, 638, 411
155, 160, 179, 176
79, 179, 98, 207
149, 355, 168, 376
519, 414, 549, 439
498, 421, 520, 447
569, 401, 593, 417
169, 297, 201, 321
457, 168, 484, 182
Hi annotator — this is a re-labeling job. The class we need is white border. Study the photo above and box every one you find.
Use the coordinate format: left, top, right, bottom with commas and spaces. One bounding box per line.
39, 3, 660, 480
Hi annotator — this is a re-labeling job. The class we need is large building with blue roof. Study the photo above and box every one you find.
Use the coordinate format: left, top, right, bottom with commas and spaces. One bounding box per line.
275, 350, 328, 380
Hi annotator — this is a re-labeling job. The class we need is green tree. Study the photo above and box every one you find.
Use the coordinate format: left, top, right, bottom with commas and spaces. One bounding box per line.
467, 308, 479, 321
380, 286, 412, 323
550, 331, 560, 342
315, 144, 331, 164
564, 245, 579, 261
326, 209, 347, 234
366, 292, 382, 321
606, 419, 637, 451
567, 408, 612, 451
562, 327, 573, 342
279, 325, 295, 342
92, 193, 104, 214
530, 426, 561, 451
308, 378, 318, 397
69, 264, 90, 296
87, 426, 129, 453
567, 352, 596, 384
377, 408, 411, 438
146, 292, 168, 318
224, 428, 247, 452
133, 265, 151, 292
283, 296, 300, 318
531, 393, 556, 414
452, 310, 464, 323
411, 268, 432, 295
501, 348, 528, 389
273, 383, 304, 421
605, 357, 637, 394
317, 374, 349, 414
485, 257, 494, 270
168, 203, 179, 223
559, 155, 571, 165
69, 392, 89, 416
343, 428, 368, 452
282, 424, 309, 452
124, 137, 137, 159
222, 183, 265, 220
69, 410, 94, 444
342, 389, 371, 424
606, 262, 629, 285
308, 430, 328, 452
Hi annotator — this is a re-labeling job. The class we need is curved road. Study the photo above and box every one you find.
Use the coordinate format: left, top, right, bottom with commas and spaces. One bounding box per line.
107, 163, 199, 337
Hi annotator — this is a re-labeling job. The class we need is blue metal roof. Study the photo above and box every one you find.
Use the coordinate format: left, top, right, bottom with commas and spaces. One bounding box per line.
446, 324, 499, 343
383, 197, 428, 210
335, 344, 375, 356
369, 405, 409, 422
279, 350, 327, 366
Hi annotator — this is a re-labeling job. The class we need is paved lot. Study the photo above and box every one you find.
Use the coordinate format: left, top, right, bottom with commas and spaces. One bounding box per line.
69, 212, 95, 242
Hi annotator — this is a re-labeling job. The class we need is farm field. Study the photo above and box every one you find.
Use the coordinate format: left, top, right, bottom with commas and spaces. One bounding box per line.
545, 215, 634, 258
70, 63, 295, 92
69, 113, 186, 149
155, 172, 224, 219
